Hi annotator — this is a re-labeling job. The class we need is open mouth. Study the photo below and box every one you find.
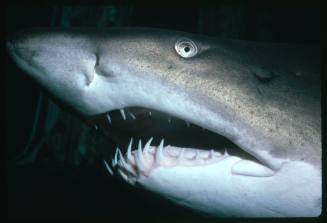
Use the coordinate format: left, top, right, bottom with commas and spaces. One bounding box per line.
86, 107, 265, 179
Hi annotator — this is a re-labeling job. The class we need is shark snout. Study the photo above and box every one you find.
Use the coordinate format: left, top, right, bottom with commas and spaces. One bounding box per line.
6, 31, 22, 58
6, 30, 40, 67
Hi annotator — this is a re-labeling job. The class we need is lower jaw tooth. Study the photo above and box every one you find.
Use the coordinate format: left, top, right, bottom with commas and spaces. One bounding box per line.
155, 139, 165, 164
195, 151, 199, 160
127, 138, 134, 163
117, 169, 128, 181
178, 149, 184, 161
103, 160, 114, 176
136, 140, 147, 172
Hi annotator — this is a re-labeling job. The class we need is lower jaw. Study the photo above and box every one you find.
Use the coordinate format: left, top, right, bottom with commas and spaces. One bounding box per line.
108, 137, 235, 181
106, 136, 275, 181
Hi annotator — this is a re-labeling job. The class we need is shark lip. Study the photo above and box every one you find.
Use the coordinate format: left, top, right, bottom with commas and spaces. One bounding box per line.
86, 107, 268, 175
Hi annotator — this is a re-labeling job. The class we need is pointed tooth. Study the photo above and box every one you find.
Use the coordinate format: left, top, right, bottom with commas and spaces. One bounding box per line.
117, 149, 126, 163
135, 140, 146, 171
106, 113, 111, 124
104, 160, 114, 176
127, 138, 134, 162
138, 139, 142, 152
149, 111, 152, 116
136, 140, 145, 170
224, 148, 229, 156
155, 139, 165, 164
114, 147, 119, 165
167, 117, 171, 123
94, 125, 98, 130
117, 169, 128, 181
117, 149, 127, 168
143, 137, 153, 153
117, 149, 136, 175
128, 111, 136, 120
120, 109, 126, 120
186, 121, 190, 127
112, 158, 116, 167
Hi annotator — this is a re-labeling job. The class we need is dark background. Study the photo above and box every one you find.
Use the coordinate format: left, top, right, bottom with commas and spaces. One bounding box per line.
5, 1, 322, 222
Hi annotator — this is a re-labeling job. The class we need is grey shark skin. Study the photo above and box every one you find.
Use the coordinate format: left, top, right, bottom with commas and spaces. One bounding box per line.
6, 27, 321, 217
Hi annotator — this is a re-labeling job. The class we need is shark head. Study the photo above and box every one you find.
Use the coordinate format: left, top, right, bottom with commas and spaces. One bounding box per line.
6, 27, 321, 217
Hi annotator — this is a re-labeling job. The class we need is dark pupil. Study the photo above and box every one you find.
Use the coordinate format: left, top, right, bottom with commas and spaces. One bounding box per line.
184, 46, 190, 53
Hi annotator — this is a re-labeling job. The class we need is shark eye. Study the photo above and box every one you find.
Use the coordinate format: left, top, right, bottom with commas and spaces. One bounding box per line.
175, 39, 198, 58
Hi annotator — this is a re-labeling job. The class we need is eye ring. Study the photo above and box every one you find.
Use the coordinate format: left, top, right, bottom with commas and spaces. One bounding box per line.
174, 38, 198, 58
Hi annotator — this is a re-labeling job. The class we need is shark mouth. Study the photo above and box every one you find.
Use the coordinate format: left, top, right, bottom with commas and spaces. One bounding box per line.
86, 107, 274, 180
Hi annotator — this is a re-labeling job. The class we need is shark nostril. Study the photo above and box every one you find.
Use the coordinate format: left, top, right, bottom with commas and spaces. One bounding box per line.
85, 70, 95, 86
95, 53, 100, 66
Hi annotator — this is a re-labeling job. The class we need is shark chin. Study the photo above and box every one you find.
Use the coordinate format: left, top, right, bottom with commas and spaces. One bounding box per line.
6, 27, 321, 218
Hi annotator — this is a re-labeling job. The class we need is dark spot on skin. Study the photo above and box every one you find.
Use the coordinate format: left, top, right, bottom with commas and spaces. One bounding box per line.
269, 129, 273, 132
253, 71, 279, 84
250, 111, 254, 115
238, 105, 241, 109
289, 141, 292, 145
301, 143, 304, 146
168, 65, 173, 69
95, 53, 100, 66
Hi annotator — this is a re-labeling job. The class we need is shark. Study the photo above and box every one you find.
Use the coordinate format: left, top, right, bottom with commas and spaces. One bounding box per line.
6, 27, 321, 217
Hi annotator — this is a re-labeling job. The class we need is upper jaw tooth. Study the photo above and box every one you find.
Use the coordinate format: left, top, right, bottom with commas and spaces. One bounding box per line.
106, 113, 111, 124
120, 109, 126, 120
127, 110, 136, 119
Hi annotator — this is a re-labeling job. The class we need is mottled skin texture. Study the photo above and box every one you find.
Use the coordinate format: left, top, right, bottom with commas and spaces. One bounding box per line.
6, 27, 321, 217
91, 28, 320, 170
